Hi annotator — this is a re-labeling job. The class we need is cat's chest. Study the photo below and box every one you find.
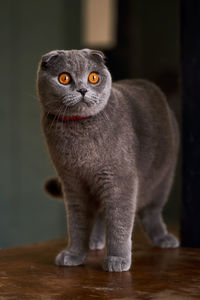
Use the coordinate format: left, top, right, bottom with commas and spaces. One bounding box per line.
46, 129, 108, 171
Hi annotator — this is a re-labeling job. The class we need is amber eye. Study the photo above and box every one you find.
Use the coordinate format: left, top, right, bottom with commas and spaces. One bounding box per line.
58, 73, 71, 85
88, 72, 99, 84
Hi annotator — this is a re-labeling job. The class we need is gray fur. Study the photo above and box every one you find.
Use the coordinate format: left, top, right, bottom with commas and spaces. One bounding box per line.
36, 49, 179, 272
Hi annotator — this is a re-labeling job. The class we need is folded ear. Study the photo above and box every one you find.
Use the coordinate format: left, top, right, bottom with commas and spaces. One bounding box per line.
41, 50, 59, 69
83, 49, 105, 64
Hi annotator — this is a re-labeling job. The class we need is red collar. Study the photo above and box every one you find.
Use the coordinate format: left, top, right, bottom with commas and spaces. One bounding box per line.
49, 114, 90, 123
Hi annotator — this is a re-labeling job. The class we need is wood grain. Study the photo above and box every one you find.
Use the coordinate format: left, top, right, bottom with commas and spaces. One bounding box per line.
0, 228, 200, 299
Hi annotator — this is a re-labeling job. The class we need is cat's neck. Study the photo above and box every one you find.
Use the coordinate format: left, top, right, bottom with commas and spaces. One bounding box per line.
47, 114, 91, 123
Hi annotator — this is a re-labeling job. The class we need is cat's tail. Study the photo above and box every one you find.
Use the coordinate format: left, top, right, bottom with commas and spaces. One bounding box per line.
44, 178, 63, 199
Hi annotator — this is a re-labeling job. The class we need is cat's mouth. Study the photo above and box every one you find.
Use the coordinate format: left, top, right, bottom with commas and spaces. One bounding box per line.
63, 96, 98, 108
83, 97, 97, 107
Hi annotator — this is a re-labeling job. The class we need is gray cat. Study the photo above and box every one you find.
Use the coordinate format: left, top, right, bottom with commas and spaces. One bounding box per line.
36, 49, 179, 272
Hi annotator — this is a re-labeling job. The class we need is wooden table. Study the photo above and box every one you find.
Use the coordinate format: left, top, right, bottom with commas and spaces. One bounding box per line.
0, 229, 200, 299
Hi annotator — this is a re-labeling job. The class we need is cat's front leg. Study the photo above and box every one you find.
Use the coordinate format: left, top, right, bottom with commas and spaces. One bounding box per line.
101, 178, 138, 272
56, 185, 93, 267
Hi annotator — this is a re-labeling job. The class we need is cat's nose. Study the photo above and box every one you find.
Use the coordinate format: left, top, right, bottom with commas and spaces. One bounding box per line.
77, 88, 88, 96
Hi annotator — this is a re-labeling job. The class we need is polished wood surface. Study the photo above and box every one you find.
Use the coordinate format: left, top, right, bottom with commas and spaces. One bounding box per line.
0, 227, 200, 299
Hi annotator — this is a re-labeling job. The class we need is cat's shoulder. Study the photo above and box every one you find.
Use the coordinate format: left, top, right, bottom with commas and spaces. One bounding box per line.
111, 79, 168, 113
112, 79, 167, 107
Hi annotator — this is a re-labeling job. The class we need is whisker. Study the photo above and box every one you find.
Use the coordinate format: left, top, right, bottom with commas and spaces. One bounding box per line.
61, 94, 81, 103
64, 99, 75, 106
70, 98, 82, 106
91, 94, 99, 100
45, 111, 51, 119
61, 105, 68, 131
48, 105, 63, 132
84, 98, 98, 106
59, 95, 67, 102
48, 114, 58, 132
56, 109, 61, 131
64, 98, 81, 107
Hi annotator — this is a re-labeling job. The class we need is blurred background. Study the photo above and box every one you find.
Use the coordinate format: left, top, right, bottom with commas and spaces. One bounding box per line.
0, 0, 181, 248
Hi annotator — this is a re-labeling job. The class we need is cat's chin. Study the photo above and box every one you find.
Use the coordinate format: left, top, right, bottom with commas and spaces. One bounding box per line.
63, 98, 109, 117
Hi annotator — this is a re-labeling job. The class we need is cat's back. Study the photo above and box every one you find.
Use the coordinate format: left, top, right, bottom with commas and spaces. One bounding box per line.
113, 79, 169, 117
112, 79, 179, 187
112, 79, 177, 140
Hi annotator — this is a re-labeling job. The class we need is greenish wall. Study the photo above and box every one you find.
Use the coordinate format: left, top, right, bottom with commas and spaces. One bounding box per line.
0, 0, 81, 248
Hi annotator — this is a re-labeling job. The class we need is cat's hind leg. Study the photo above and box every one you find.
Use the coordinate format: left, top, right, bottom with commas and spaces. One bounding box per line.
138, 171, 179, 248
138, 208, 179, 248
89, 210, 106, 250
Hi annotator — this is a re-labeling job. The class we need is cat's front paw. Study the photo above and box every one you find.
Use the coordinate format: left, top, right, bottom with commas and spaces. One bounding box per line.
103, 256, 131, 272
55, 249, 87, 266
153, 233, 179, 248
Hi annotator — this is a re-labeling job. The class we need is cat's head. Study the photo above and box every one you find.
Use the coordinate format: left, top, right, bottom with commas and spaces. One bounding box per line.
37, 49, 112, 117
